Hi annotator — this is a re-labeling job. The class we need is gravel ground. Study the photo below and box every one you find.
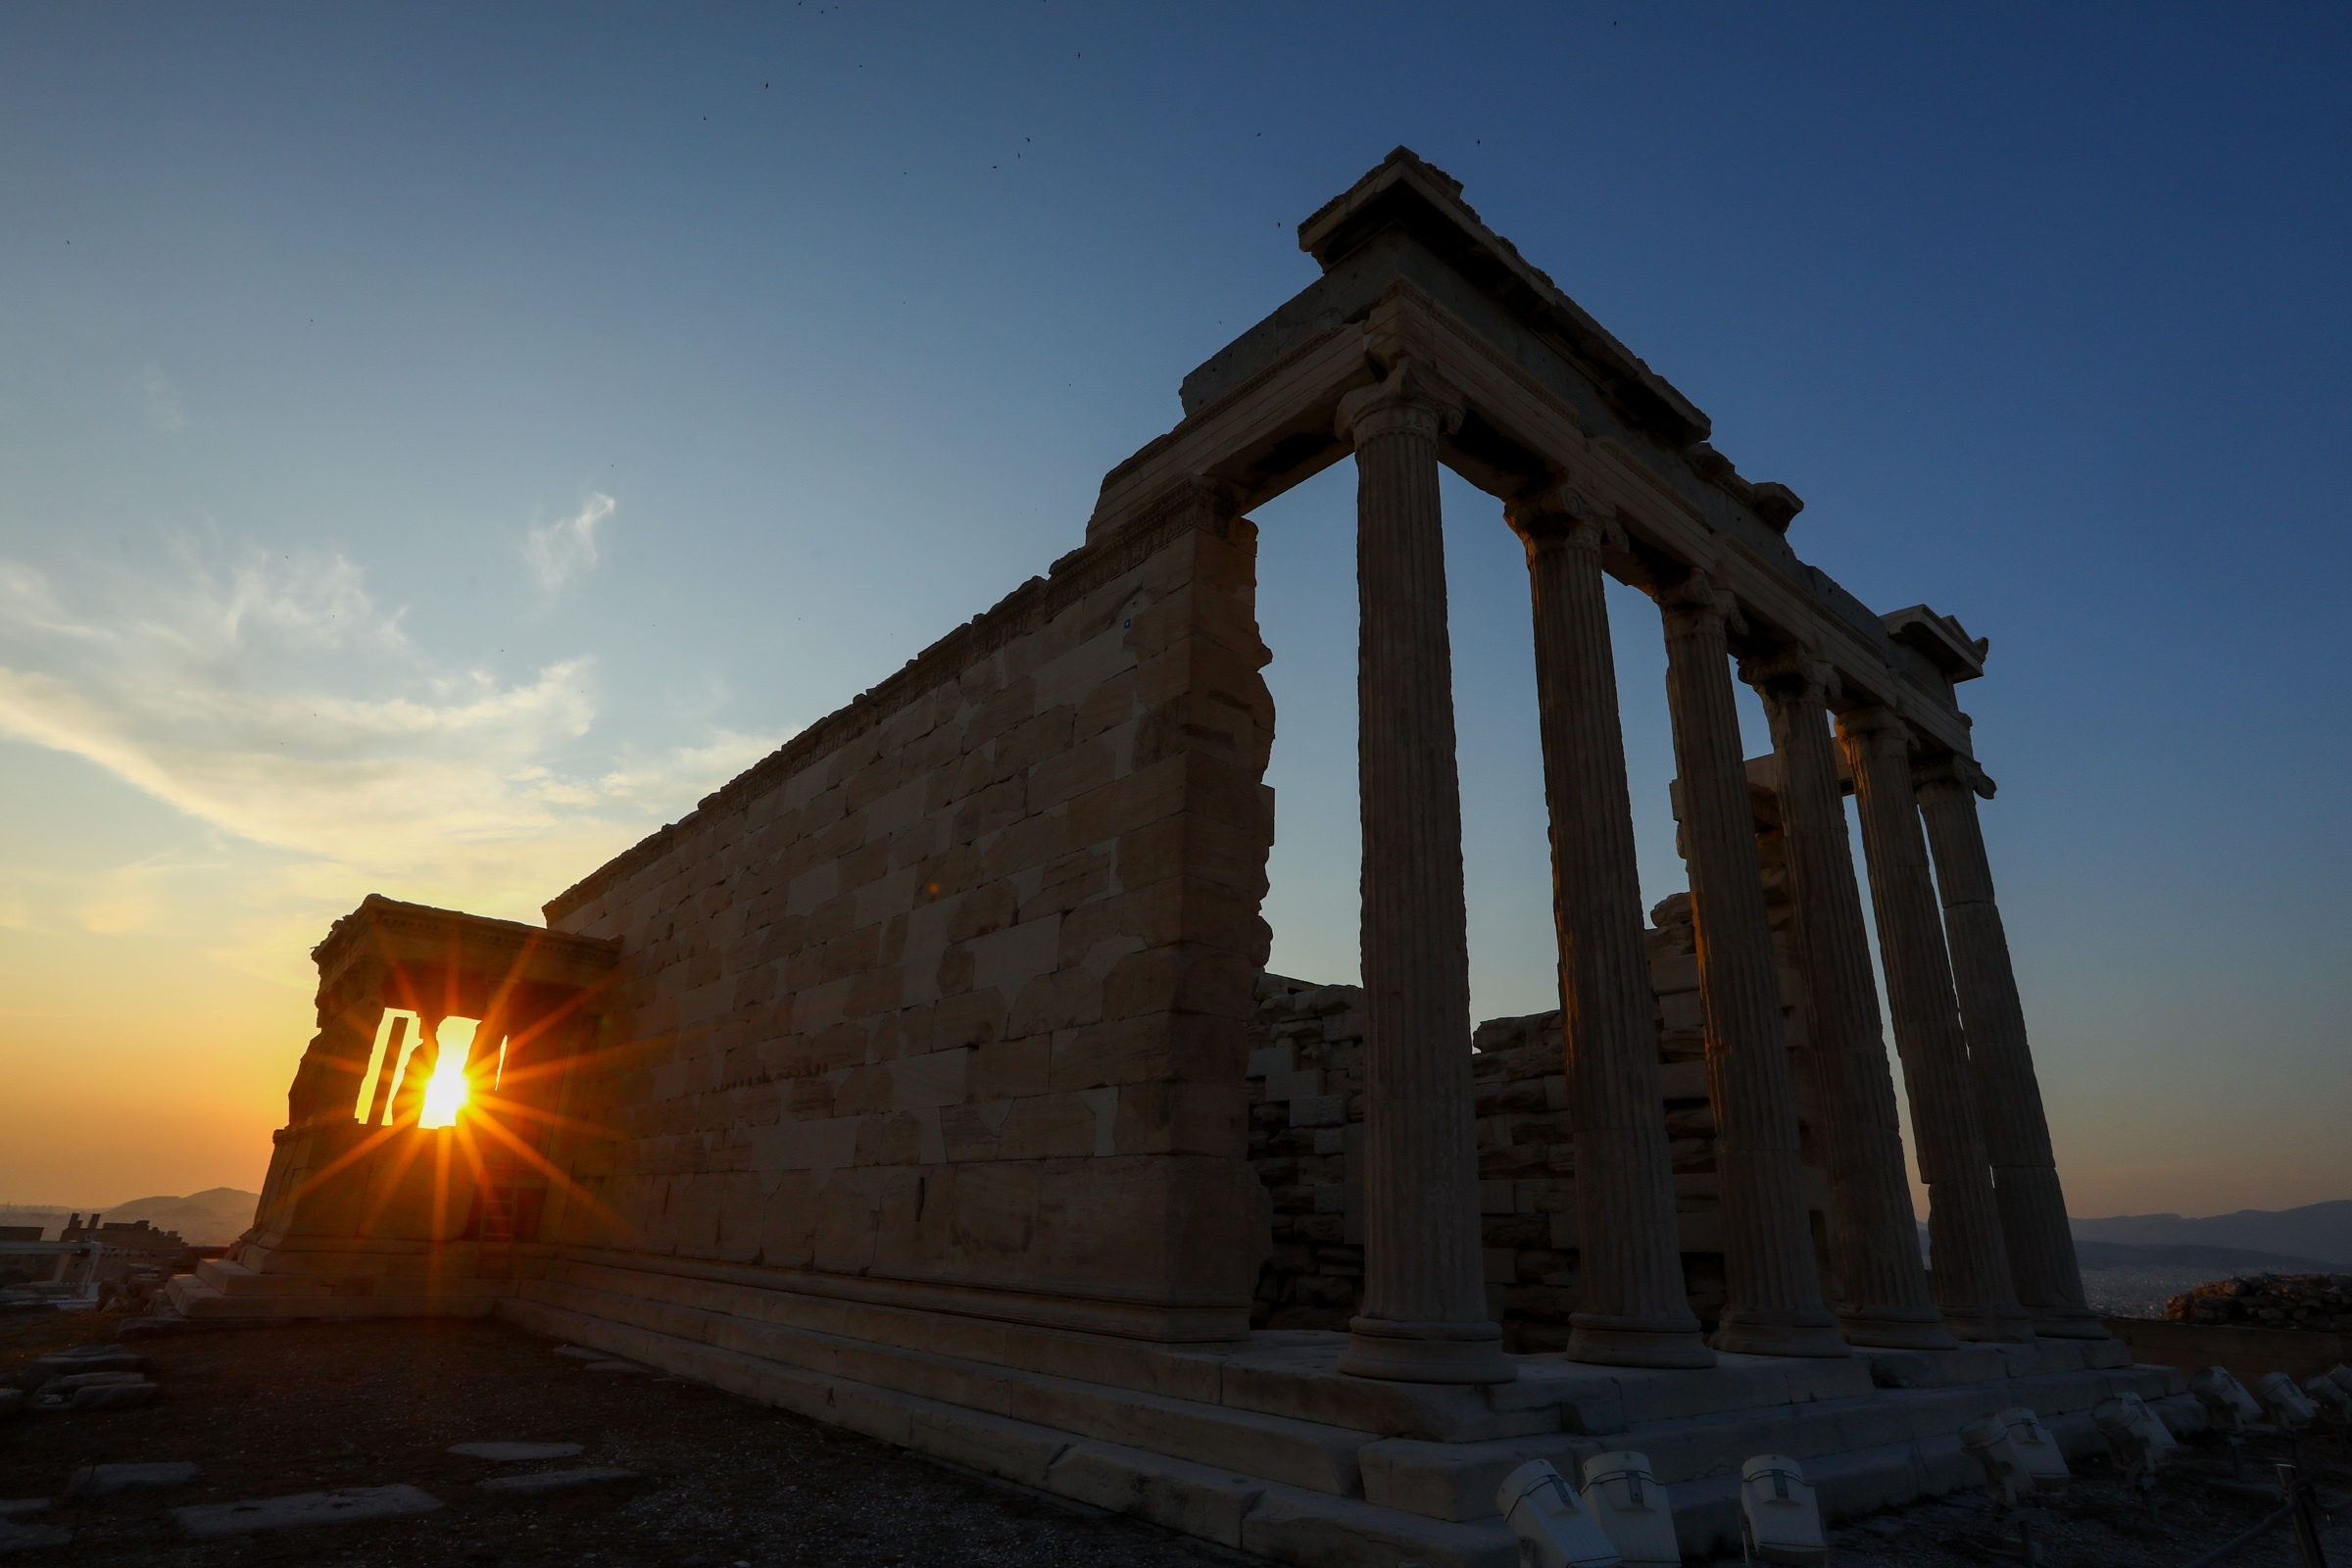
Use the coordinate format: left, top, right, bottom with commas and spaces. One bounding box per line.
1, 1309, 2345, 1567
0, 1311, 1229, 1567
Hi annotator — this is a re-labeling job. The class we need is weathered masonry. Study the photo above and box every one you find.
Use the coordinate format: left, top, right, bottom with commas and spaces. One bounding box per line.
184, 151, 2193, 1567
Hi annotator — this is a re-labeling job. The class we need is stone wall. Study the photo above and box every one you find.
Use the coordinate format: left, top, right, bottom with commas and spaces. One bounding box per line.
1247, 859, 1837, 1349
541, 497, 1278, 1340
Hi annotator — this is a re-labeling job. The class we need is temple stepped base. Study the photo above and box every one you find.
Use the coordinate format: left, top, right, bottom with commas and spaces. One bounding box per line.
167, 1255, 505, 1319
481, 1255, 2197, 1566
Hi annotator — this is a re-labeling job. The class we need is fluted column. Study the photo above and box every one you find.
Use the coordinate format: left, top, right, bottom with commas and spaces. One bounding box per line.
1916, 758, 2106, 1340
1334, 361, 1511, 1385
1838, 708, 2034, 1342
1507, 490, 1713, 1370
1659, 576, 1847, 1358
1746, 656, 1955, 1349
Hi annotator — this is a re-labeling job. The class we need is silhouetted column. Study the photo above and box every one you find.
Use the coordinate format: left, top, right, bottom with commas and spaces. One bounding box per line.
1659, 576, 1847, 1358
1838, 707, 2034, 1342
1334, 361, 1511, 1385
363, 1014, 411, 1127
1507, 490, 1714, 1370
389, 1012, 444, 1127
1746, 655, 1955, 1349
1916, 757, 2107, 1340
286, 958, 387, 1128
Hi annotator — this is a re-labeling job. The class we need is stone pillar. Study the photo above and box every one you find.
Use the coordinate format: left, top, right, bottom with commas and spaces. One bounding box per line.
285, 959, 387, 1128
1746, 657, 1955, 1349
1333, 361, 1511, 1385
1658, 576, 1847, 1358
1838, 708, 2034, 1342
1916, 759, 2107, 1340
389, 1011, 445, 1128
1507, 491, 1714, 1370
363, 1014, 411, 1127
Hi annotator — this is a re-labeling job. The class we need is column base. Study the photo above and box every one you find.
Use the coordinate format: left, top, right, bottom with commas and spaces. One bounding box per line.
1710, 1309, 1854, 1359
1940, 1304, 2038, 1344
1836, 1306, 1961, 1351
2027, 1303, 2112, 1341
1338, 1315, 1514, 1385
1566, 1313, 1719, 1370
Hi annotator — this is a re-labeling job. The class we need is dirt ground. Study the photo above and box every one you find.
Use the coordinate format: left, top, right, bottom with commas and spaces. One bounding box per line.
0, 1309, 2345, 1567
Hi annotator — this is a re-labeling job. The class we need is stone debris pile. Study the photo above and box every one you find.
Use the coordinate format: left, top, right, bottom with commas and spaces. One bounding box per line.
2167, 1273, 2352, 1331
0, 1344, 161, 1416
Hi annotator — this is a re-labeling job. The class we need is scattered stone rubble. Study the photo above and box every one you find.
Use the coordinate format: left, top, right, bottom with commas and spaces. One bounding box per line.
2167, 1273, 2352, 1331
0, 1343, 161, 1417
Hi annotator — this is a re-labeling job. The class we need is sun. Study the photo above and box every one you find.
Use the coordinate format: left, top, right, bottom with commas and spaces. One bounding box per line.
417, 1023, 474, 1130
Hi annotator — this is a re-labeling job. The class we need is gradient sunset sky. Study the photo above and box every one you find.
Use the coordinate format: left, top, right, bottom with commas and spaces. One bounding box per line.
1, 4, 2344, 1217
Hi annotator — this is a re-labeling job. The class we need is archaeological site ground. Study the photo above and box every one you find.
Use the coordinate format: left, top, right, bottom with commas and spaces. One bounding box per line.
100, 150, 2317, 1566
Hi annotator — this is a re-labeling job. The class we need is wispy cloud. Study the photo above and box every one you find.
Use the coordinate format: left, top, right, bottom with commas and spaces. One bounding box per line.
522, 492, 613, 598
139, 364, 188, 432
0, 534, 778, 973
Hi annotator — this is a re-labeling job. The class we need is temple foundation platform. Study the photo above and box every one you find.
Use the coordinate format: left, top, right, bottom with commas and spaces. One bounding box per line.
462, 1252, 2191, 1567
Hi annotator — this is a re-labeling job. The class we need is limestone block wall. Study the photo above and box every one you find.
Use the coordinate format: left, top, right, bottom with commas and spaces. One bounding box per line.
1247, 867, 1836, 1349
541, 500, 1277, 1338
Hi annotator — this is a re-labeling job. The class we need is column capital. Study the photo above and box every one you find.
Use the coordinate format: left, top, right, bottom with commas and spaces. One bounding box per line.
1336, 359, 1465, 449
1658, 568, 1736, 634
1834, 703, 1913, 752
1913, 752, 1998, 801
1738, 643, 1837, 704
1503, 482, 1617, 553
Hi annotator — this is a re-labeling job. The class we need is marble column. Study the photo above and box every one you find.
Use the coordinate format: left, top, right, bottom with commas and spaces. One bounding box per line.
1658, 576, 1848, 1357
1746, 656, 1956, 1349
363, 1014, 411, 1127
1333, 361, 1511, 1385
1507, 490, 1714, 1370
285, 960, 387, 1128
1916, 759, 2107, 1340
1838, 707, 2034, 1342
390, 1011, 445, 1128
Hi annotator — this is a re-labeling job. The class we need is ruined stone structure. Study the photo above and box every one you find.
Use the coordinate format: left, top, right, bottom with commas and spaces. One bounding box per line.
178, 151, 2195, 1565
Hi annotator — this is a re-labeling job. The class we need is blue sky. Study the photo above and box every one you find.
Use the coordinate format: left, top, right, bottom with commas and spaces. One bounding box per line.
1, 3, 2344, 1211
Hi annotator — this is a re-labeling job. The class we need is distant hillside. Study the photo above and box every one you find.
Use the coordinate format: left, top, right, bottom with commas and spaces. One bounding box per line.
0, 1188, 258, 1247
2073, 1241, 2333, 1274
2072, 1200, 2352, 1266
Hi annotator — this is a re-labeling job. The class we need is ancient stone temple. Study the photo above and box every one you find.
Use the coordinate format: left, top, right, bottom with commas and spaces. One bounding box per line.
178, 150, 2194, 1565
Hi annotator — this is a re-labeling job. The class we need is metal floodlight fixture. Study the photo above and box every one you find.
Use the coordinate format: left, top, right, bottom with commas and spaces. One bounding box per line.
2093, 1394, 2177, 1495
2257, 1371, 2320, 1432
1497, 1459, 1624, 1568
1961, 1415, 2034, 1510
1738, 1454, 1825, 1567
2189, 1367, 2264, 1435
1997, 1406, 2071, 1494
1578, 1450, 1682, 1568
2327, 1365, 2352, 1400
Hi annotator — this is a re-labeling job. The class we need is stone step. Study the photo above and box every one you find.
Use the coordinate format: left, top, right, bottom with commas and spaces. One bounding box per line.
1350, 1370, 2200, 1526
536, 1251, 1553, 1442
1494, 1348, 1878, 1431
512, 1274, 1376, 1497
497, 1291, 1517, 1568
1860, 1339, 2134, 1388
194, 1258, 329, 1297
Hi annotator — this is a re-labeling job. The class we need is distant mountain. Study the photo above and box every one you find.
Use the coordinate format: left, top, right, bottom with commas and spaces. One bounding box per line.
2073, 1241, 2334, 1275
0, 1188, 258, 1247
2072, 1201, 2352, 1267
97, 1189, 258, 1246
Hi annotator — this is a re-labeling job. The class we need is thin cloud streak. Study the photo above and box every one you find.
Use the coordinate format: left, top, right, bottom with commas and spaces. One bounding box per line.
522, 492, 613, 598
0, 533, 780, 962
